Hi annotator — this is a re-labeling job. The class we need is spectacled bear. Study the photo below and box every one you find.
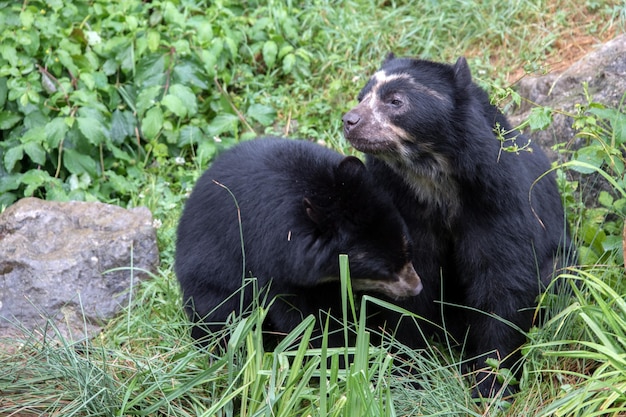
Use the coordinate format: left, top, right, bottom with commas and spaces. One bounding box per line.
175, 137, 422, 348
342, 55, 573, 396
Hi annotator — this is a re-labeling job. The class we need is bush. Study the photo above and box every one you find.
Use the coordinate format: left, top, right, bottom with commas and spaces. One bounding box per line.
562, 91, 626, 268
0, 0, 315, 206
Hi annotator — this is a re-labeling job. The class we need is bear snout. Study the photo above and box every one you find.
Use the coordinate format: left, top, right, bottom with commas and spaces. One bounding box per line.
398, 261, 423, 297
342, 110, 361, 134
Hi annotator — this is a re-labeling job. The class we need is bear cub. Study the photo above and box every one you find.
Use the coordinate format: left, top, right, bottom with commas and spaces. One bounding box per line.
343, 55, 574, 396
175, 137, 422, 348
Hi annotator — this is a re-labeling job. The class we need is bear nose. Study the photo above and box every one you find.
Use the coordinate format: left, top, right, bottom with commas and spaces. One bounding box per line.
342, 111, 360, 133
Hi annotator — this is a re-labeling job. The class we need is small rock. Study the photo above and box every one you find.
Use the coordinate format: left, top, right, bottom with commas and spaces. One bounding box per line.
507, 34, 626, 207
0, 198, 159, 344
509, 34, 626, 159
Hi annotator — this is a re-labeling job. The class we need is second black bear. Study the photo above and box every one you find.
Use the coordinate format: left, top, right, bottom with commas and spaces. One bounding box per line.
175, 137, 422, 348
342, 55, 573, 396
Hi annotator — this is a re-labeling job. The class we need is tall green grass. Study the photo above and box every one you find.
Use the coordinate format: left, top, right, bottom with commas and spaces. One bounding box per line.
0, 257, 405, 416
521, 269, 626, 417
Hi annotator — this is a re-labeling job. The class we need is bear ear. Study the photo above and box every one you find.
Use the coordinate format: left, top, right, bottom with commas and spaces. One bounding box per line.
453, 56, 472, 85
303, 197, 325, 226
383, 52, 396, 64
336, 156, 365, 180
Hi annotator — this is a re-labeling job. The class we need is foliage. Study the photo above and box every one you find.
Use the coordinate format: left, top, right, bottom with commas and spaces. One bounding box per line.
0, 0, 309, 206
0, 257, 400, 416
525, 269, 626, 417
517, 90, 626, 417
558, 89, 626, 267
1, 0, 621, 207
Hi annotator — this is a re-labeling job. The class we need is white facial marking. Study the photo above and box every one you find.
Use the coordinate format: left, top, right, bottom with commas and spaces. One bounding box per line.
347, 261, 422, 300
371, 70, 450, 102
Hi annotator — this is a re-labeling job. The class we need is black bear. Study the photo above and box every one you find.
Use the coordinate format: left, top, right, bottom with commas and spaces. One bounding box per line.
175, 137, 422, 348
342, 55, 573, 396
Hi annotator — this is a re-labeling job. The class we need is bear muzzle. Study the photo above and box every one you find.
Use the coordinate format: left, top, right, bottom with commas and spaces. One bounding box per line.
350, 262, 423, 300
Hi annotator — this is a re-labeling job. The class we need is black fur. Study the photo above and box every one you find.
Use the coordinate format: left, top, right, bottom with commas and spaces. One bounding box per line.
343, 56, 573, 396
175, 137, 422, 348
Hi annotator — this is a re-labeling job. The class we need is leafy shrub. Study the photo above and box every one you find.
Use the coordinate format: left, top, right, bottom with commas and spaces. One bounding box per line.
0, 0, 313, 206
561, 92, 626, 268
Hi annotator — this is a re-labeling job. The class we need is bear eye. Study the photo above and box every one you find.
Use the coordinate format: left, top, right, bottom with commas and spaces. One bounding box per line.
387, 96, 403, 107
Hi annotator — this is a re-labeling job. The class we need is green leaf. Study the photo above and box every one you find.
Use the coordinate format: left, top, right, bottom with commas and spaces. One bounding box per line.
77, 117, 107, 145
613, 113, 626, 145
135, 54, 165, 88
528, 106, 553, 131
56, 49, 78, 76
588, 106, 616, 120
67, 173, 89, 191
282, 53, 296, 74
0, 192, 17, 207
0, 111, 22, 130
21, 169, 52, 196
0, 45, 18, 67
262, 40, 278, 69
589, 107, 626, 146
106, 170, 138, 195
22, 30, 40, 57
71, 90, 108, 112
147, 30, 160, 52
80, 73, 95, 90
0, 173, 22, 193
118, 43, 135, 73
108, 144, 134, 163
20, 9, 35, 29
46, 117, 69, 148
161, 94, 186, 118
224, 37, 238, 59
19, 93, 29, 107
571, 146, 605, 174
210, 38, 224, 60
110, 109, 136, 143
278, 44, 294, 59
200, 50, 217, 76
172, 62, 209, 89
163, 2, 185, 27
206, 113, 238, 137
0, 78, 7, 108
195, 20, 213, 44
26, 89, 40, 104
59, 37, 82, 56
63, 148, 97, 176
281, 21, 298, 43
46, 0, 63, 11
196, 140, 216, 165
4, 145, 24, 172
598, 190, 614, 208
136, 85, 163, 116
601, 234, 624, 253
179, 125, 203, 146
581, 221, 606, 251
21, 126, 46, 145
247, 103, 276, 126
166, 84, 197, 117
23, 141, 46, 165
142, 106, 163, 139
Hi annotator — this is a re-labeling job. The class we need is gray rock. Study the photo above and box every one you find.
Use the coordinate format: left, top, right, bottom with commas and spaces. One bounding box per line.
0, 198, 159, 343
509, 34, 626, 160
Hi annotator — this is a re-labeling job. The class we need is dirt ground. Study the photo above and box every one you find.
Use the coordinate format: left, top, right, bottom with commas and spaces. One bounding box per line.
506, 5, 621, 83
